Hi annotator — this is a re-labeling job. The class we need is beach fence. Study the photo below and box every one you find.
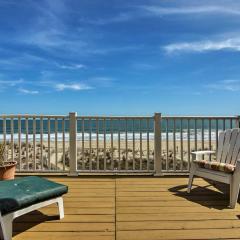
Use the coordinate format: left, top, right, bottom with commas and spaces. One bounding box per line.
0, 113, 239, 175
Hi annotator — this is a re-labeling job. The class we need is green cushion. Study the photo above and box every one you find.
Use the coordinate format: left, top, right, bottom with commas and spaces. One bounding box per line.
0, 176, 68, 215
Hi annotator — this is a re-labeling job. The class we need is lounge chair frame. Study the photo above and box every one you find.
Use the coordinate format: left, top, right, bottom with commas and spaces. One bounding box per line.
0, 196, 64, 240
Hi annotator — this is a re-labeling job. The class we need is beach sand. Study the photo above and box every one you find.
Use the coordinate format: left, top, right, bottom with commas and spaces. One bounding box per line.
5, 139, 216, 171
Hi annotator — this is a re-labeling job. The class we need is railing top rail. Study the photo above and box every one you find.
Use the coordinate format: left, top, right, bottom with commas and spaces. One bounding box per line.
76, 116, 153, 119
0, 114, 238, 120
0, 114, 67, 118
162, 116, 237, 119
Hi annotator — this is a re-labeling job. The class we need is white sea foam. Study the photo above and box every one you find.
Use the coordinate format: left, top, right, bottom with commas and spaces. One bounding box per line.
0, 129, 217, 142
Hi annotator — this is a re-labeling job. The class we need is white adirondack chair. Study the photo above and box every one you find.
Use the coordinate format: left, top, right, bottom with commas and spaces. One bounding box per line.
187, 128, 240, 208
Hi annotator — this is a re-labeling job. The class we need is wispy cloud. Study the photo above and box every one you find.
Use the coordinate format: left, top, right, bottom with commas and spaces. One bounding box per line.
205, 80, 240, 91
163, 37, 240, 54
0, 79, 24, 87
18, 88, 39, 94
141, 5, 240, 16
132, 63, 156, 70
88, 45, 143, 55
84, 12, 135, 25
84, 3, 240, 26
55, 83, 92, 91
57, 63, 86, 70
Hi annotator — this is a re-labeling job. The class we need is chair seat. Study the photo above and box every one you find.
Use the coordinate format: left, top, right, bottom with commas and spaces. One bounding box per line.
193, 160, 235, 173
0, 176, 68, 215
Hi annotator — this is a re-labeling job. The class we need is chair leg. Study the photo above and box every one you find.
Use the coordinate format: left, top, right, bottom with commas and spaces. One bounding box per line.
187, 163, 197, 193
0, 214, 13, 240
230, 180, 240, 208
57, 197, 64, 219
230, 160, 240, 208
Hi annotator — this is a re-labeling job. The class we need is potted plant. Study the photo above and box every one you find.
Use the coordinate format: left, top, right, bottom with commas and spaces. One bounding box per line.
0, 143, 17, 180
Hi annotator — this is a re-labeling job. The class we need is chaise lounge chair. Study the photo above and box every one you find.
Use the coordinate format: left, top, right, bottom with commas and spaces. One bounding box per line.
188, 128, 240, 208
0, 176, 68, 240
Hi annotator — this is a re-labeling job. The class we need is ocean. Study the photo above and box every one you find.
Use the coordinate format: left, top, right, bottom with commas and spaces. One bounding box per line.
0, 118, 235, 142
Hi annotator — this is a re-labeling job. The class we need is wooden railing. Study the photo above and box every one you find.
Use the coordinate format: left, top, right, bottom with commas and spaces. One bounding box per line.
0, 113, 239, 175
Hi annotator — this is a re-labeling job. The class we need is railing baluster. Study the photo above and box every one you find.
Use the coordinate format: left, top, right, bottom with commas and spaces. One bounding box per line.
147, 119, 150, 171
47, 118, 51, 169
62, 117, 65, 171
89, 118, 92, 171
166, 119, 169, 171
140, 119, 142, 170
187, 119, 190, 170
180, 119, 183, 171
201, 119, 204, 151
103, 118, 106, 171
3, 117, 6, 145
216, 119, 219, 150
11, 117, 14, 162
33, 117, 36, 170
209, 119, 212, 161
96, 118, 99, 170
173, 119, 176, 171
82, 118, 85, 170
18, 117, 21, 170
133, 119, 135, 170
125, 118, 128, 170
25, 117, 29, 170
40, 117, 43, 170
194, 119, 197, 151
55, 118, 58, 170
118, 118, 121, 170
110, 119, 114, 170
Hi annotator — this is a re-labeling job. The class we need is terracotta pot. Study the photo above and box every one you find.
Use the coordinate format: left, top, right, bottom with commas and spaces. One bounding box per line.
0, 161, 17, 180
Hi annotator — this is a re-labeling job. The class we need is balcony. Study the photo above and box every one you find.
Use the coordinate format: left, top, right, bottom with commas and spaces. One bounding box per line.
1, 113, 240, 239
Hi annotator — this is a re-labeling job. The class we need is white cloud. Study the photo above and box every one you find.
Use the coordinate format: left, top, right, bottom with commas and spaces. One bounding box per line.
205, 80, 240, 91
18, 88, 39, 94
55, 83, 92, 91
141, 5, 240, 16
58, 63, 86, 70
164, 37, 240, 54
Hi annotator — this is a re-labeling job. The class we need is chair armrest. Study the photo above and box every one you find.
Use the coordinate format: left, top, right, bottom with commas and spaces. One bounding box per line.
191, 150, 215, 156
191, 151, 215, 161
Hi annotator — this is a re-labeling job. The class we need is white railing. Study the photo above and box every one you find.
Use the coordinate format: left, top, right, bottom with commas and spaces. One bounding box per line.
0, 113, 239, 175
160, 116, 240, 174
0, 114, 68, 173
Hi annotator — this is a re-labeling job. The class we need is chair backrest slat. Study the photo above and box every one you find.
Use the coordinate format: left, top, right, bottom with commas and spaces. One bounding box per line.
217, 131, 225, 161
225, 129, 239, 164
220, 129, 232, 163
230, 132, 240, 165
236, 147, 240, 165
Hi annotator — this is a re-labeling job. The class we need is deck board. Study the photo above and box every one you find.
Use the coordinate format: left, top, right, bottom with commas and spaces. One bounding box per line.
12, 176, 240, 240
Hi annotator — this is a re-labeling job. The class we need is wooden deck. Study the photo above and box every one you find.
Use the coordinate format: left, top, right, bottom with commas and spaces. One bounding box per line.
12, 176, 240, 240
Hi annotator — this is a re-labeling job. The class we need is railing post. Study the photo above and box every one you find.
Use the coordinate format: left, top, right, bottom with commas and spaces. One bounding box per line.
235, 115, 240, 128
154, 112, 162, 176
69, 112, 78, 176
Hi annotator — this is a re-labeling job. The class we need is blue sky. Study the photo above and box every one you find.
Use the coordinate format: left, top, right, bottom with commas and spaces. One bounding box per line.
0, 0, 240, 115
